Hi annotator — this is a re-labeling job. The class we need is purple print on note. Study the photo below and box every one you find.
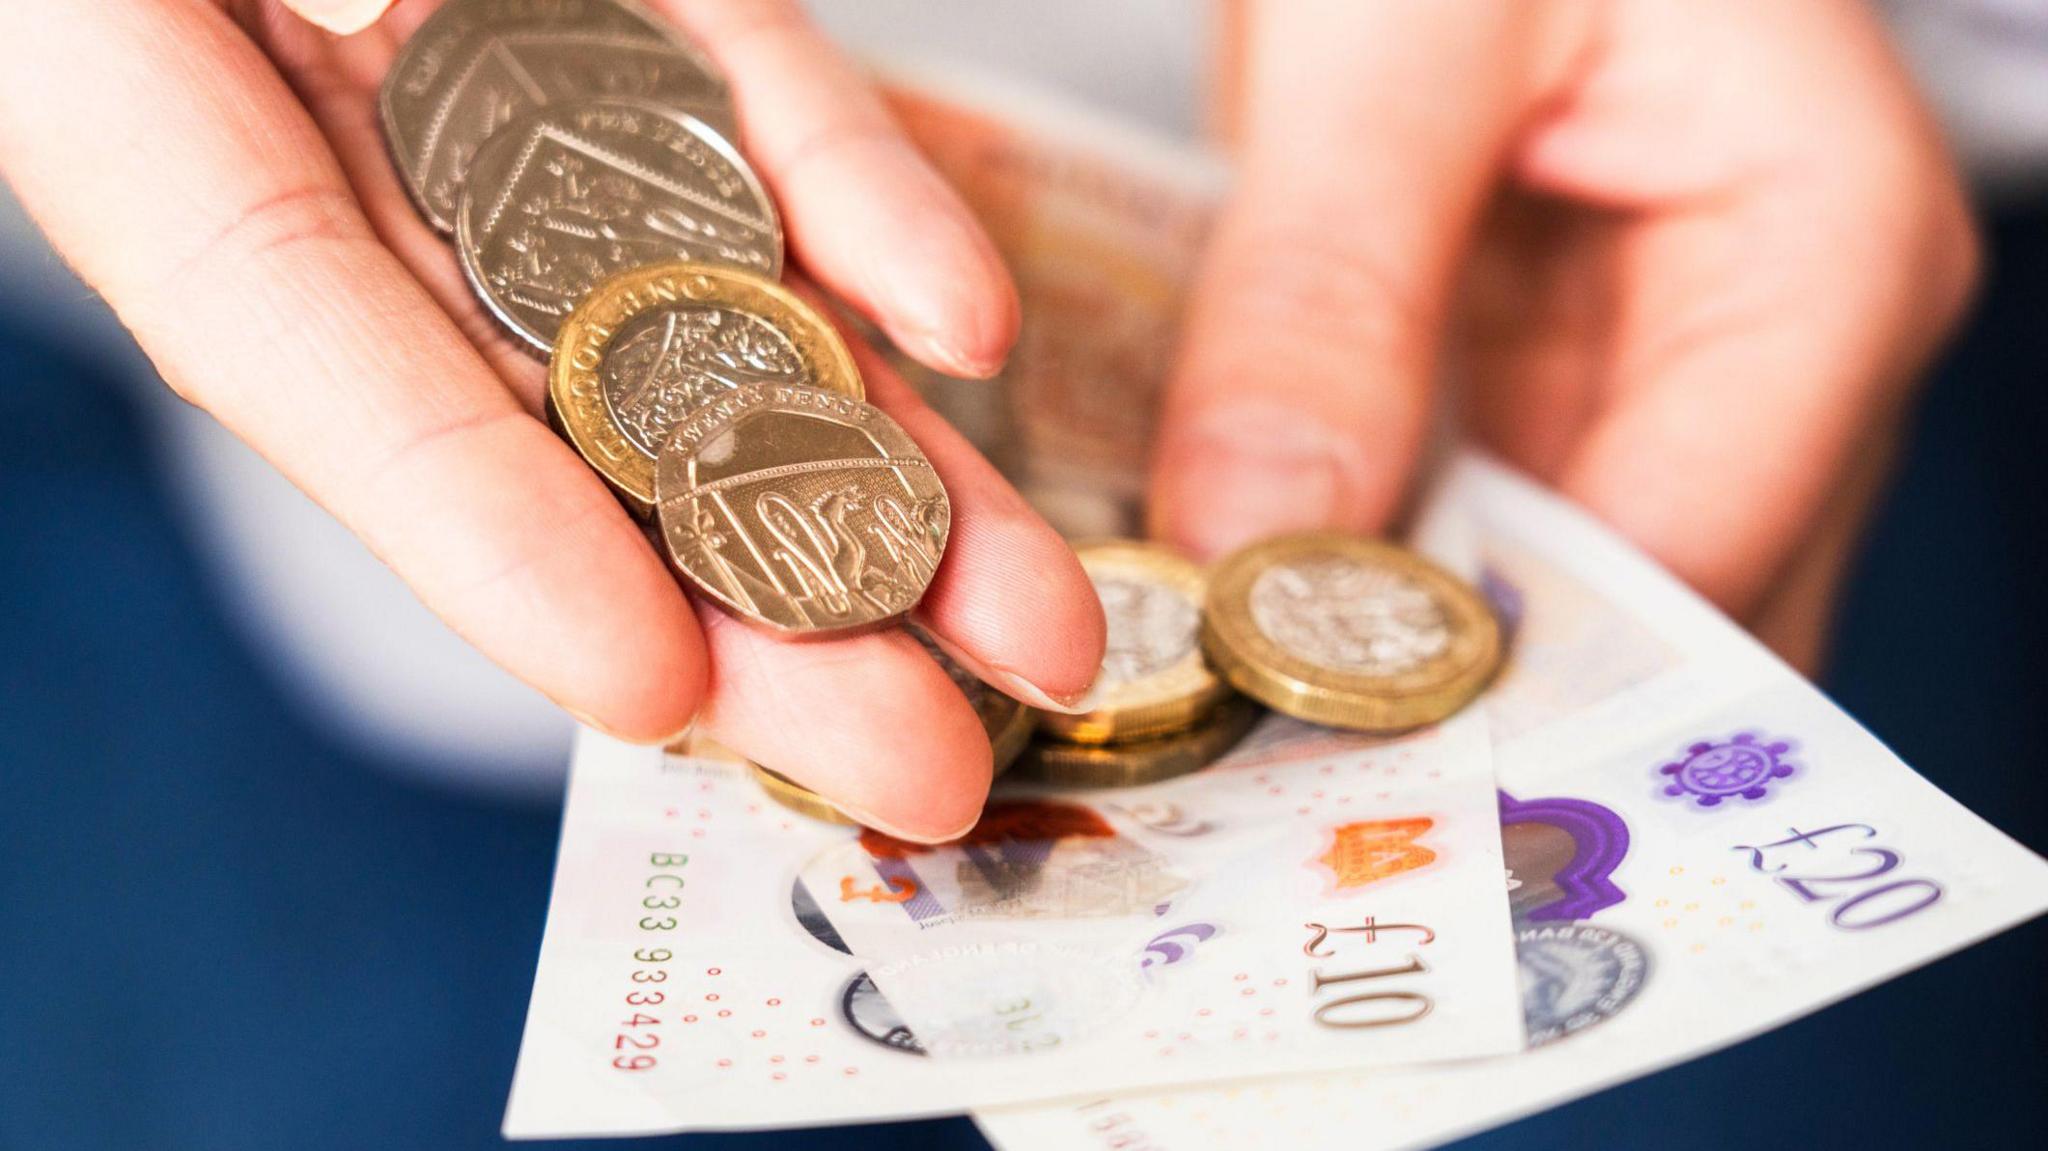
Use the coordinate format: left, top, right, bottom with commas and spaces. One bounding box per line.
1500, 792, 1630, 922
1658, 733, 1796, 808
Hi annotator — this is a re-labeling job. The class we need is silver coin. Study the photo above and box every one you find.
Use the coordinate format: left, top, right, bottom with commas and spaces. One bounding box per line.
456, 98, 782, 353
379, 0, 735, 234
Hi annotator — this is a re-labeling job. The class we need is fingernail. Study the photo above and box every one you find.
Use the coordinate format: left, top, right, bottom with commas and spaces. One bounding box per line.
286, 0, 393, 34
910, 333, 1005, 381
564, 705, 698, 749
1154, 406, 1363, 560
992, 665, 1094, 715
914, 625, 1096, 715
841, 804, 981, 846
891, 209, 1016, 380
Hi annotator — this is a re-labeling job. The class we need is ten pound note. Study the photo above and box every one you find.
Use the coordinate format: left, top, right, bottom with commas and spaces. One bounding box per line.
972, 455, 2048, 1151
502, 675, 1522, 1135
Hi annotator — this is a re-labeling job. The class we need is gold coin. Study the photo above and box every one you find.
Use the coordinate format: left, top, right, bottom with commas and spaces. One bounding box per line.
1038, 539, 1232, 744
749, 764, 859, 826
1200, 532, 1501, 732
550, 263, 863, 518
1013, 696, 1261, 789
655, 382, 949, 633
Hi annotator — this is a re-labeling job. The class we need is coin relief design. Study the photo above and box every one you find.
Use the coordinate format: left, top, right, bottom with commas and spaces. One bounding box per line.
1040, 541, 1230, 745
1201, 533, 1502, 732
657, 384, 950, 633
1248, 558, 1453, 676
458, 98, 781, 351
380, 0, 733, 233
602, 306, 807, 455
1095, 576, 1199, 684
550, 264, 862, 517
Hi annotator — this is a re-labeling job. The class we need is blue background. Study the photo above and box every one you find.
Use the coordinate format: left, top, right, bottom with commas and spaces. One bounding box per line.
2, 210, 2044, 1151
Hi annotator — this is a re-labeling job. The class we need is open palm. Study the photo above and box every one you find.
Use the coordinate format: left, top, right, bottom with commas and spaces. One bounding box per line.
0, 0, 1105, 840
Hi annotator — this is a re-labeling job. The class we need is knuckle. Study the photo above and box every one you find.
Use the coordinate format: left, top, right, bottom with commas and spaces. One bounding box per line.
1203, 219, 1436, 377
146, 183, 366, 315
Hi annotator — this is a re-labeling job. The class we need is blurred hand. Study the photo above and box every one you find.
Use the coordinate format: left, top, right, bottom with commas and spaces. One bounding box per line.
1153, 0, 1979, 672
0, 0, 1104, 841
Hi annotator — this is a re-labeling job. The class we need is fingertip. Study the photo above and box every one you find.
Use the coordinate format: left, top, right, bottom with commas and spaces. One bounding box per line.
921, 509, 1106, 709
870, 169, 1021, 380
546, 563, 709, 745
694, 613, 993, 842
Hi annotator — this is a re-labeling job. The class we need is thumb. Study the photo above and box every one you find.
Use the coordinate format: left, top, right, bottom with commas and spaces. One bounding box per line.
280, 1, 394, 35
1150, 0, 1579, 558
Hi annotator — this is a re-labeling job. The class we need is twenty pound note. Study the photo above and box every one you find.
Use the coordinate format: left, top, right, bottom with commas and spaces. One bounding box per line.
501, 710, 1520, 1136
973, 455, 2048, 1151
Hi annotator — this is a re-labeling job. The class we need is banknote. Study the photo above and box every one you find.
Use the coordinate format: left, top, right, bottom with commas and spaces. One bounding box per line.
501, 707, 1518, 1136
972, 454, 2048, 1151
879, 65, 1225, 539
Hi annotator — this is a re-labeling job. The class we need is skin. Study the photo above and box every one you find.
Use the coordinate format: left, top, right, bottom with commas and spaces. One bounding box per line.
1156, 0, 1980, 674
0, 0, 1105, 843
0, 1, 1976, 835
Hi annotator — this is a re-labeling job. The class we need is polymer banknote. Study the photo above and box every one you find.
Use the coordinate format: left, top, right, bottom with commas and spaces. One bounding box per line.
972, 455, 2048, 1150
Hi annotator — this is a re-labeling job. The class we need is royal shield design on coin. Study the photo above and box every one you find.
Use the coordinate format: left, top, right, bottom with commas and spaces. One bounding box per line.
656, 384, 950, 633
379, 0, 733, 233
550, 264, 862, 517
458, 98, 781, 351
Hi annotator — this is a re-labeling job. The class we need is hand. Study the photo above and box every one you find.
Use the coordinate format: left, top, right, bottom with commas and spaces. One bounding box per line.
1151, 0, 1978, 672
0, 0, 1104, 841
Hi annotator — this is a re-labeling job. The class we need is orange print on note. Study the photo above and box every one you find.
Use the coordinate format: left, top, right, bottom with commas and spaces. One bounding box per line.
1315, 818, 1436, 893
840, 875, 918, 904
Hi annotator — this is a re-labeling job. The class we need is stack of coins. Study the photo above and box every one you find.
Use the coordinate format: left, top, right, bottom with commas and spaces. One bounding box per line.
1014, 541, 1259, 788
1201, 533, 1503, 732
381, 1, 958, 816
381, 1, 946, 633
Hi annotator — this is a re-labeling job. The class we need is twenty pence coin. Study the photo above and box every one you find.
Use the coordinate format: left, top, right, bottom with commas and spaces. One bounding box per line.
655, 384, 950, 634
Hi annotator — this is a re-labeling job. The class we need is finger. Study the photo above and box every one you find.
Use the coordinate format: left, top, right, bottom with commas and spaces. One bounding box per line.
279, 1, 395, 36
696, 608, 993, 843
247, 4, 554, 402
0, 0, 706, 739
853, 340, 1106, 711
1501, 0, 1978, 614
1745, 422, 1898, 676
1149, 0, 1585, 559
688, 341, 1106, 841
646, 0, 1021, 378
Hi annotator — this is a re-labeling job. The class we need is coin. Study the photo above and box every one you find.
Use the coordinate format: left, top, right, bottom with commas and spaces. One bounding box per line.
550, 263, 862, 516
655, 383, 950, 634
1013, 695, 1261, 789
380, 0, 735, 234
457, 98, 780, 353
1200, 533, 1501, 732
1038, 540, 1231, 744
910, 627, 1036, 774
751, 764, 860, 826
